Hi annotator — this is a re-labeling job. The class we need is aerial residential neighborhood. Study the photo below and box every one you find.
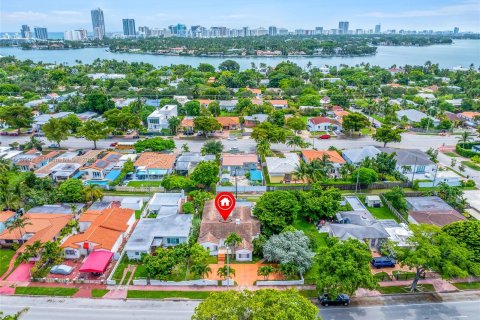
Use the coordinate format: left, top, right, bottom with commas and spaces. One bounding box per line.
0, 1, 480, 320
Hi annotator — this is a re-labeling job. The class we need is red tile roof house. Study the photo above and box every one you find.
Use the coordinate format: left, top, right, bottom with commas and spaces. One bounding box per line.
216, 117, 240, 130
133, 152, 177, 180
221, 154, 259, 176
0, 211, 16, 233
301, 150, 346, 177
198, 201, 260, 262
307, 116, 342, 132
180, 117, 195, 134
12, 150, 62, 172
269, 99, 289, 110
61, 207, 135, 259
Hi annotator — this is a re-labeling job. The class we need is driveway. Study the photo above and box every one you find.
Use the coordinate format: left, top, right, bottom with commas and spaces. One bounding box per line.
207, 262, 282, 286
7, 263, 34, 282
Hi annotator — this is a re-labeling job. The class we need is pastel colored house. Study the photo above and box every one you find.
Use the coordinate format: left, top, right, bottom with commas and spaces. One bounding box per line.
84, 152, 122, 181
198, 201, 260, 261
221, 154, 259, 176
301, 150, 346, 176
265, 153, 300, 183
180, 117, 195, 134
269, 99, 288, 109
307, 117, 342, 132
13, 150, 61, 172
134, 152, 177, 180
62, 207, 135, 259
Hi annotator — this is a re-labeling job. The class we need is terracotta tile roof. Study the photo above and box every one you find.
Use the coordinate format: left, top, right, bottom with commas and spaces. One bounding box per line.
0, 213, 72, 252
0, 211, 15, 223
198, 201, 260, 251
308, 116, 341, 125
301, 150, 346, 164
216, 117, 240, 127
269, 100, 288, 106
197, 99, 212, 106
78, 210, 103, 222
409, 210, 465, 227
222, 154, 258, 166
333, 110, 350, 118
62, 208, 134, 251
31, 151, 61, 165
181, 117, 194, 127
134, 152, 176, 169
251, 99, 264, 105
331, 105, 344, 111
459, 112, 480, 120
247, 88, 261, 95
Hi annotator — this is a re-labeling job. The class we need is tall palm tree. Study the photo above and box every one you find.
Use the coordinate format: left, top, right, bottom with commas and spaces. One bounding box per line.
293, 161, 309, 183
83, 184, 104, 203
0, 158, 11, 174
256, 139, 271, 157
457, 131, 473, 148
286, 135, 304, 151
6, 216, 32, 244
225, 232, 242, 259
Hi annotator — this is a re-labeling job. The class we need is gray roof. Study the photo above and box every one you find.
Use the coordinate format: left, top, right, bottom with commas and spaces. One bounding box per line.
219, 100, 238, 107
378, 148, 434, 167
176, 152, 215, 171
27, 203, 84, 214
265, 153, 299, 175
34, 112, 73, 125
243, 114, 268, 123
124, 215, 193, 252
342, 146, 381, 164
330, 210, 390, 241
405, 196, 455, 212
150, 192, 184, 207
395, 109, 429, 123
88, 201, 112, 211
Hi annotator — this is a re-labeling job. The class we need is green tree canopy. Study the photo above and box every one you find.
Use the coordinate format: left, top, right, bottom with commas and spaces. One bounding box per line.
351, 167, 378, 186
42, 118, 69, 147
443, 220, 480, 262
342, 112, 370, 134
0, 105, 33, 134
190, 161, 220, 189
253, 191, 300, 236
134, 137, 175, 152
372, 125, 402, 147
251, 122, 288, 144
193, 116, 222, 137
218, 60, 240, 72
77, 119, 110, 149
57, 179, 84, 203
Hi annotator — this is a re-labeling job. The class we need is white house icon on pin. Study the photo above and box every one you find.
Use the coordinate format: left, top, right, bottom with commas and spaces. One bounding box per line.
220, 197, 230, 207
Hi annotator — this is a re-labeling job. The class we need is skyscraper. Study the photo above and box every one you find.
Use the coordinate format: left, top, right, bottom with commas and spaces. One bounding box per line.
338, 21, 349, 34
315, 27, 324, 35
454, 27, 459, 34
91, 8, 106, 40
20, 25, 31, 38
375, 24, 381, 34
33, 26, 48, 40
268, 26, 278, 36
122, 19, 136, 36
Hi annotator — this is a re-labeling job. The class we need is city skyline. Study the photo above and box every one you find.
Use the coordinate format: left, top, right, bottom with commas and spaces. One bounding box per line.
1, 0, 479, 32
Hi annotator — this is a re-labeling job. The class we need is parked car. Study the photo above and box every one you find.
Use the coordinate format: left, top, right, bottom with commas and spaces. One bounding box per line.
319, 294, 350, 307
371, 256, 396, 268
230, 147, 239, 152
227, 137, 237, 141
110, 142, 118, 147
318, 134, 331, 139
48, 143, 59, 149
50, 265, 73, 275
372, 123, 378, 128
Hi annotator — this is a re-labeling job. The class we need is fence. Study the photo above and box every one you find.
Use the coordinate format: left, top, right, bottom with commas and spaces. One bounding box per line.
256, 279, 305, 286
380, 194, 409, 225
132, 279, 218, 286
267, 181, 411, 192
216, 186, 267, 193
113, 186, 164, 193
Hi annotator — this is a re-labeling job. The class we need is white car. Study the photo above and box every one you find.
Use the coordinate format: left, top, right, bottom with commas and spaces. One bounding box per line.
50, 265, 74, 275
227, 137, 237, 141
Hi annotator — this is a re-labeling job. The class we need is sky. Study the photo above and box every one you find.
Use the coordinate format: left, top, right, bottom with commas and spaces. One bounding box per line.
1, 0, 479, 32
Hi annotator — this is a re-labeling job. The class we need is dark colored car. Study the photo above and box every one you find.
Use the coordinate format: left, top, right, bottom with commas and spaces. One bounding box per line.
371, 256, 396, 268
110, 142, 118, 147
318, 134, 331, 139
319, 294, 350, 307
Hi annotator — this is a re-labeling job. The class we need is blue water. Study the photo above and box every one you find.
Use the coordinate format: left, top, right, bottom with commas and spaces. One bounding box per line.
1, 40, 479, 69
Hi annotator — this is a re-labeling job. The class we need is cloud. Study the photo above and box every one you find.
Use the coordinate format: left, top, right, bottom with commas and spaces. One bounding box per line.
361, 0, 479, 18
51, 10, 83, 16
2, 11, 48, 20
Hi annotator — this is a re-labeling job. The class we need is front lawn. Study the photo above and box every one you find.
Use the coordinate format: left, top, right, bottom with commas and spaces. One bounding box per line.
92, 289, 109, 298
461, 161, 480, 171
443, 152, 459, 157
127, 290, 211, 299
15, 286, 78, 296
453, 282, 480, 290
377, 284, 435, 294
0, 249, 15, 277
367, 206, 399, 222
127, 181, 163, 187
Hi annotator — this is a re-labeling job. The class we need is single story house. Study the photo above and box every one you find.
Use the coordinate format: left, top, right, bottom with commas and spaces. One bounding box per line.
417, 170, 462, 188
265, 153, 300, 183
458, 112, 480, 126
406, 196, 466, 227
198, 201, 260, 261
146, 192, 185, 217
62, 208, 135, 259
243, 114, 268, 128
0, 211, 15, 233
307, 117, 342, 132
342, 146, 381, 165
124, 214, 193, 260
216, 117, 240, 130
301, 150, 346, 176
396, 109, 440, 126
221, 154, 259, 176
33, 112, 73, 131
378, 148, 436, 181
13, 150, 61, 172
134, 152, 177, 180
269, 100, 288, 109
180, 117, 195, 134
175, 152, 216, 175
219, 100, 238, 112
120, 197, 144, 211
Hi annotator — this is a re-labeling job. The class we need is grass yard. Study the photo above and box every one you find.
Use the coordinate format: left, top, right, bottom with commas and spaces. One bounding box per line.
453, 282, 480, 290
377, 284, 435, 294
91, 289, 109, 298
127, 290, 211, 299
367, 206, 400, 222
461, 161, 480, 171
443, 152, 459, 157
127, 181, 163, 187
15, 287, 78, 297
299, 290, 318, 298
0, 249, 15, 278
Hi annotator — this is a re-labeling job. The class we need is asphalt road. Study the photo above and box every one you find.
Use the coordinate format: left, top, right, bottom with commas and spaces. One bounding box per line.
1, 296, 480, 320
320, 300, 479, 320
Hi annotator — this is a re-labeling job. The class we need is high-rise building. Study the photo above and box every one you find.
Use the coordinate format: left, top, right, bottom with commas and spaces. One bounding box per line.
122, 19, 136, 36
91, 8, 106, 40
138, 26, 151, 37
268, 26, 278, 36
338, 21, 349, 34
242, 27, 250, 37
64, 29, 88, 41
34, 26, 48, 40
20, 25, 31, 38
278, 28, 289, 36
315, 27, 323, 35
375, 24, 381, 34
454, 27, 459, 34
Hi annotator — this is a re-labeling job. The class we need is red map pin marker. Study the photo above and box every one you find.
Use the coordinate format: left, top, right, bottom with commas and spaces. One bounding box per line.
215, 192, 236, 221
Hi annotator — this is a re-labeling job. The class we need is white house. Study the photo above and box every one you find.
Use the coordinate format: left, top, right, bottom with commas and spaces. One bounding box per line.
396, 109, 440, 126
378, 147, 436, 181
307, 117, 341, 132
147, 105, 178, 131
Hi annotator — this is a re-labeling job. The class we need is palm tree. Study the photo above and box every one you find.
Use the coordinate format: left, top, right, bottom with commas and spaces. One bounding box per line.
217, 265, 235, 280
17, 240, 42, 263
225, 232, 242, 259
257, 265, 276, 280
0, 191, 21, 212
293, 161, 309, 183
168, 116, 181, 135
83, 184, 104, 203
6, 216, 31, 244
201, 140, 223, 157
23, 136, 44, 151
0, 158, 11, 174
256, 139, 271, 157
457, 131, 473, 148
286, 135, 304, 151
190, 264, 212, 279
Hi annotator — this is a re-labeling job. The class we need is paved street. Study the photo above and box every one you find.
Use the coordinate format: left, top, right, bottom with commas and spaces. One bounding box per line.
320, 300, 479, 320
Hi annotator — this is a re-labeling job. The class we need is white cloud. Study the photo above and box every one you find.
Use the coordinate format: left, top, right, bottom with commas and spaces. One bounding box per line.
51, 10, 83, 16
361, 0, 479, 18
